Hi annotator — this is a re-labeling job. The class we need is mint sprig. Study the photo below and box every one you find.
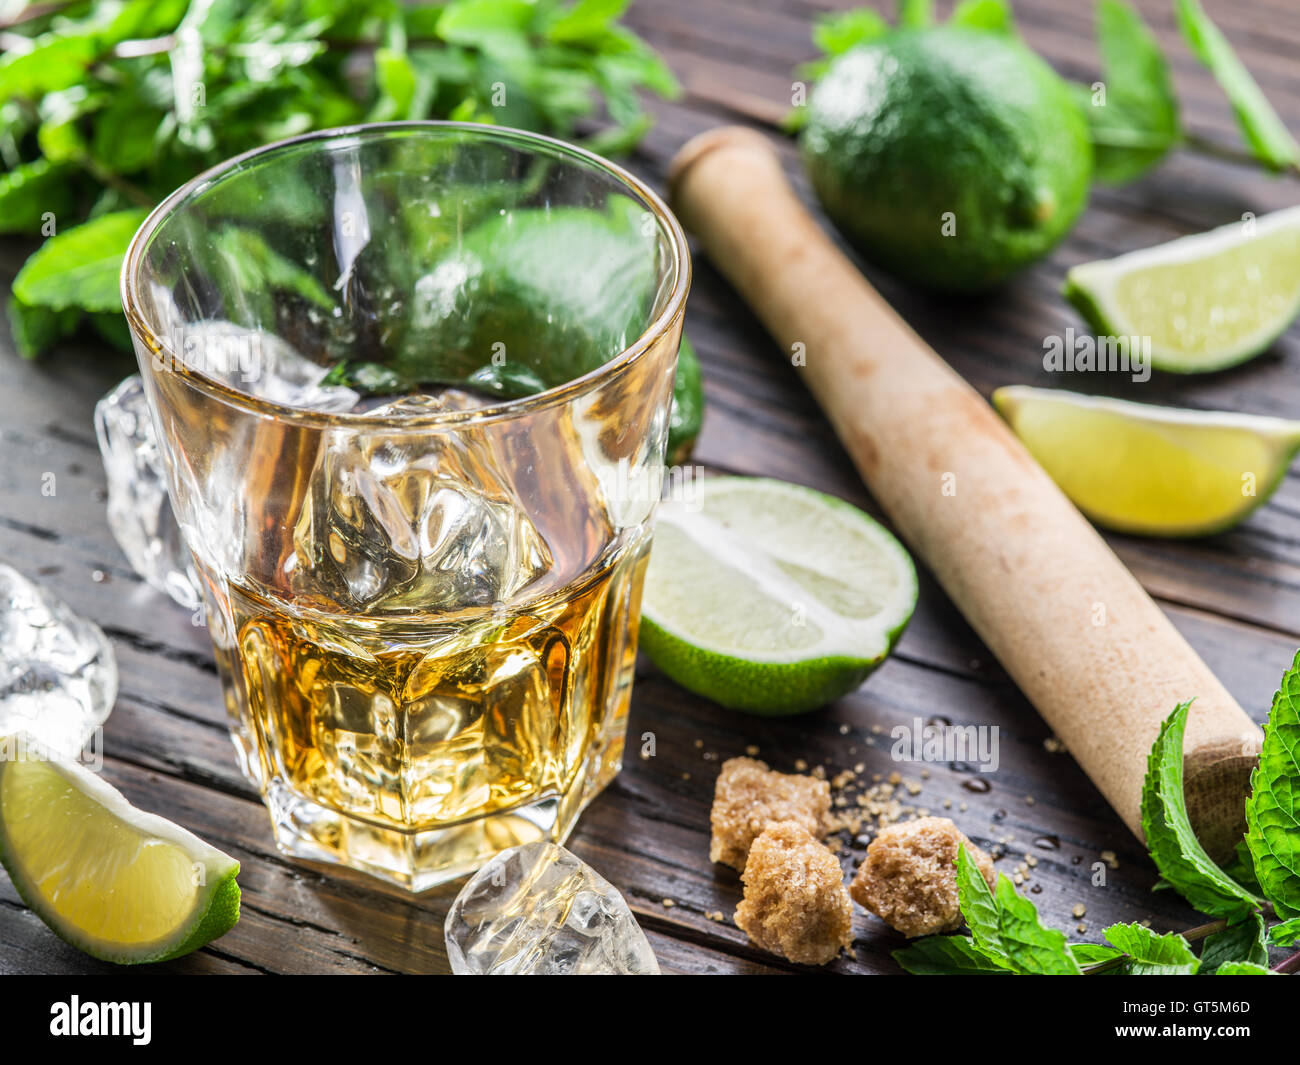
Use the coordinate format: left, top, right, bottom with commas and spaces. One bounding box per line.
1140, 701, 1262, 919
1245, 650, 1300, 922
1215, 961, 1274, 975
1103, 922, 1199, 975
1174, 0, 1300, 171
958, 845, 1082, 974
897, 651, 1300, 975
892, 934, 1012, 975
1200, 912, 1268, 974
1084, 0, 1180, 184
12, 209, 149, 314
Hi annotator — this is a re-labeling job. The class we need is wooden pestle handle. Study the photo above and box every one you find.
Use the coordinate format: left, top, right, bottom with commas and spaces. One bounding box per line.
670, 127, 1262, 861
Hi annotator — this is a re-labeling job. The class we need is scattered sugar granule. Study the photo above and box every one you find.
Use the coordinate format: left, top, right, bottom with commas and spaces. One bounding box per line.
745, 745, 761, 757
1072, 903, 1086, 918
1101, 850, 1119, 870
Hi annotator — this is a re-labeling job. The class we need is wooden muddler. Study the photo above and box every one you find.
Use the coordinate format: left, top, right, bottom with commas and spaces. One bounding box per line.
669, 127, 1262, 860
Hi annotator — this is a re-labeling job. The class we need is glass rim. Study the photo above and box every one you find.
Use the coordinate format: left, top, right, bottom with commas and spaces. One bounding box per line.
120, 120, 691, 431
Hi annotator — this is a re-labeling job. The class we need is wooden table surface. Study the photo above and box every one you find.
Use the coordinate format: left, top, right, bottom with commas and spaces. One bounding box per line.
2, 0, 1298, 975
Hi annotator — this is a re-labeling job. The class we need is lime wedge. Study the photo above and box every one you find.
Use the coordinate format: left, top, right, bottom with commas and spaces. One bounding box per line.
0, 738, 240, 964
639, 478, 917, 715
1063, 205, 1300, 373
993, 385, 1300, 536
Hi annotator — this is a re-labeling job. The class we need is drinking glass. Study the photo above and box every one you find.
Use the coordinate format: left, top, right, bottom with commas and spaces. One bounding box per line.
121, 123, 690, 890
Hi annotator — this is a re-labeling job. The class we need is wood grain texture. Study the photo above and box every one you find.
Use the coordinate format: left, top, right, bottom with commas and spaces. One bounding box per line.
1, 0, 1297, 974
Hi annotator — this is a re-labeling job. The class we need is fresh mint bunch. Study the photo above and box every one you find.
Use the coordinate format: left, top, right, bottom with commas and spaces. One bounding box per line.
0, 0, 679, 357
895, 652, 1300, 975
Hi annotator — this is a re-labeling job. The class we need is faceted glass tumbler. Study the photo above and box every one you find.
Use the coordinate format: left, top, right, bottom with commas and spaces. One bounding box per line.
120, 123, 690, 891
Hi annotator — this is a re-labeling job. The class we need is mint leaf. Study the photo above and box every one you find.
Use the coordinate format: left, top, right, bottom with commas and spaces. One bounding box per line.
546, 0, 630, 42
6, 296, 81, 360
1086, 0, 1180, 184
956, 845, 1080, 974
370, 47, 419, 121
1104, 922, 1199, 975
994, 877, 1082, 974
1141, 701, 1261, 918
1215, 961, 1273, 975
1199, 912, 1268, 973
1246, 649, 1300, 921
811, 9, 890, 57
892, 935, 1012, 975
12, 209, 148, 315
0, 33, 98, 105
898, 0, 933, 28
1174, 0, 1300, 170
437, 0, 534, 61
0, 158, 76, 235
1071, 943, 1124, 967
88, 311, 134, 354
949, 0, 1016, 34
1267, 916, 1300, 947
793, 7, 891, 95
1223, 838, 1262, 894
956, 843, 1008, 963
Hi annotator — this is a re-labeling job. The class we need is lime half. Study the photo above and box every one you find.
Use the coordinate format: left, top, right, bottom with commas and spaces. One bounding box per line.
639, 478, 917, 715
994, 385, 1300, 537
1063, 205, 1300, 373
0, 739, 240, 964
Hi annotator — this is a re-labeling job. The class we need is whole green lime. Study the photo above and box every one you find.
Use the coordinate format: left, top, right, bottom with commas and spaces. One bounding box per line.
801, 27, 1092, 290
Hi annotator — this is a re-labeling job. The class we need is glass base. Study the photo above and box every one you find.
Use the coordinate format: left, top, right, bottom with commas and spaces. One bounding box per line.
233, 732, 625, 893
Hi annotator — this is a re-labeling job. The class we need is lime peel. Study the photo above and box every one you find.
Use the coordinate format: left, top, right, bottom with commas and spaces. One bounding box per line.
0, 736, 241, 965
639, 478, 917, 715
994, 385, 1300, 537
1064, 205, 1300, 373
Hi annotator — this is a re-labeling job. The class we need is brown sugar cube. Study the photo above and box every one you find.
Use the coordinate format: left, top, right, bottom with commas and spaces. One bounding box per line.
850, 816, 997, 938
710, 757, 831, 871
734, 821, 854, 965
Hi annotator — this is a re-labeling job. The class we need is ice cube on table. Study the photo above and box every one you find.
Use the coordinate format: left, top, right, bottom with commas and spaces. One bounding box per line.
94, 376, 201, 610
290, 392, 552, 612
0, 565, 117, 756
445, 841, 660, 975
